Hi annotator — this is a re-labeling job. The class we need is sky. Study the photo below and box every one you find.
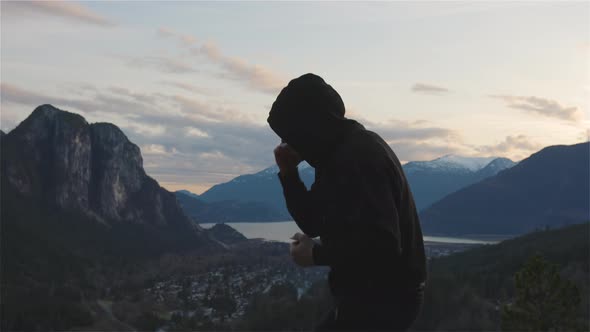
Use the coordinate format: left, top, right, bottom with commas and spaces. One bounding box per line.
1, 1, 589, 194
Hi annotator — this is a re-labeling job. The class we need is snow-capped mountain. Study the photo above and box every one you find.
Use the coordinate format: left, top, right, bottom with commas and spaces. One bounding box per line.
180, 156, 515, 222
404, 154, 498, 173
420, 143, 588, 236
403, 155, 516, 210
476, 158, 517, 178
194, 161, 315, 221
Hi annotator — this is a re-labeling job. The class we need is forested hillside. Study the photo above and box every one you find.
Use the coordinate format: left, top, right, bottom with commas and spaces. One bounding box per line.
234, 223, 590, 331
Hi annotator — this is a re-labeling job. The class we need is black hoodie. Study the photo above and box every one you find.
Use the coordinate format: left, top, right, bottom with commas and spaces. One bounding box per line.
267, 73, 426, 300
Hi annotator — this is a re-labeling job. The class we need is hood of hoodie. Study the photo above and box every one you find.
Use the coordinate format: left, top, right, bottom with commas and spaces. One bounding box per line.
267, 73, 365, 168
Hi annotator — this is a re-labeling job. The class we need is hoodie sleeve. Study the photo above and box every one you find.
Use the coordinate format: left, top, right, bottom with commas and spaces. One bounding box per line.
277, 169, 326, 238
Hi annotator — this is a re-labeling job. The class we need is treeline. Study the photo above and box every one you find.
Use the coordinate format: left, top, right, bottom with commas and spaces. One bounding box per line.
231, 280, 333, 331
413, 222, 589, 331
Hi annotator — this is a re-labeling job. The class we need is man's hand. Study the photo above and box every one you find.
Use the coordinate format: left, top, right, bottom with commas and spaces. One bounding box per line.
274, 143, 302, 175
290, 232, 315, 267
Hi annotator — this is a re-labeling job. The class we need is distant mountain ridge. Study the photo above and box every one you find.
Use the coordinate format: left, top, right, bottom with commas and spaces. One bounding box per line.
1, 104, 223, 256
420, 142, 590, 236
176, 190, 285, 223
182, 155, 514, 222
192, 161, 315, 222
404, 155, 516, 210
177, 189, 200, 199
406, 154, 498, 172
206, 223, 248, 246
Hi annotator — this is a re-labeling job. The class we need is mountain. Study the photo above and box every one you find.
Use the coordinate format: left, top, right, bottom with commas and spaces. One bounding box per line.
196, 162, 315, 221
188, 155, 513, 222
0, 104, 228, 331
475, 157, 515, 178
206, 223, 248, 246
403, 155, 516, 210
407, 154, 498, 172
420, 142, 590, 236
177, 189, 200, 199
176, 191, 285, 223
1, 104, 222, 257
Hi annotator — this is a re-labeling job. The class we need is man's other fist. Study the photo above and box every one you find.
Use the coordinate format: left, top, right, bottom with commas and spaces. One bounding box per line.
289, 232, 315, 267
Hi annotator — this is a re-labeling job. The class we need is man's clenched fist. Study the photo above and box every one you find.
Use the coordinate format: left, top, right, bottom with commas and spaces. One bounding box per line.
290, 232, 315, 267
274, 142, 303, 175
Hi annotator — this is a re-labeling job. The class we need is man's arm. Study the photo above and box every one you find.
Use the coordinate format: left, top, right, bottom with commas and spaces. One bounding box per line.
277, 168, 326, 238
274, 142, 403, 269
274, 143, 326, 238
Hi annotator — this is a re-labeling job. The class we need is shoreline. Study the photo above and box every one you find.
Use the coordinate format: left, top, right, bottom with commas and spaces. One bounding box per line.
201, 221, 503, 245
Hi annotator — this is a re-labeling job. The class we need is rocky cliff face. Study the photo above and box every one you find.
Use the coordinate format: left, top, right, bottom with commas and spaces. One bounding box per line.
2, 104, 221, 255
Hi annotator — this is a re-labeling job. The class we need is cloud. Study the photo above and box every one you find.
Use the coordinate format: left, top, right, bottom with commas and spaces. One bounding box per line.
390, 140, 471, 163
184, 127, 210, 138
346, 114, 469, 162
411, 83, 450, 95
198, 150, 227, 160
474, 135, 542, 160
353, 116, 460, 142
157, 27, 197, 47
148, 29, 286, 94
1, 83, 95, 111
352, 114, 542, 163
141, 144, 169, 155
490, 95, 581, 122
390, 134, 543, 164
578, 129, 589, 142
196, 41, 287, 94
124, 55, 197, 74
108, 87, 159, 105
126, 122, 167, 137
171, 94, 255, 124
1, 83, 54, 105
159, 81, 214, 95
113, 28, 200, 75
374, 121, 458, 142
3, 1, 114, 27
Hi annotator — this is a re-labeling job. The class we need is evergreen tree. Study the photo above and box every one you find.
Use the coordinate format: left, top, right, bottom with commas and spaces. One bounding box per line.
501, 254, 583, 331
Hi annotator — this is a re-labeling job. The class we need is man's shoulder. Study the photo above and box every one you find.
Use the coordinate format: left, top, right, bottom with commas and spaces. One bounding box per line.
329, 130, 390, 168
348, 129, 391, 156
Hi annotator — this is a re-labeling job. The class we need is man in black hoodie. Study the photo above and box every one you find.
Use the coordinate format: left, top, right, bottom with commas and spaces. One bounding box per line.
267, 73, 427, 331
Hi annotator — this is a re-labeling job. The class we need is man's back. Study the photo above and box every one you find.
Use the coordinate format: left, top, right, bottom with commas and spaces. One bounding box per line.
313, 128, 427, 299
